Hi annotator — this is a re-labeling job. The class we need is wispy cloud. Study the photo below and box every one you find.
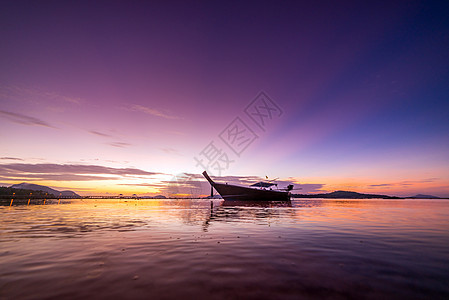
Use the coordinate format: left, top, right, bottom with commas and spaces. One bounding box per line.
0, 85, 82, 105
42, 91, 81, 105
89, 130, 114, 138
0, 163, 163, 182
108, 142, 131, 148
161, 147, 182, 156
367, 178, 440, 189
0, 157, 24, 161
105, 159, 130, 164
294, 183, 326, 193
129, 104, 180, 120
0, 110, 55, 128
0, 174, 116, 181
117, 183, 166, 187
165, 130, 185, 136
88, 130, 131, 148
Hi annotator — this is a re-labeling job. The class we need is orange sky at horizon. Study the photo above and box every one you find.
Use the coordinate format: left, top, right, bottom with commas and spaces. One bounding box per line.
2, 171, 448, 198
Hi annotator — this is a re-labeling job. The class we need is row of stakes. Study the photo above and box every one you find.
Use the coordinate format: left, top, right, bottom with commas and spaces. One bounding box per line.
9, 192, 62, 206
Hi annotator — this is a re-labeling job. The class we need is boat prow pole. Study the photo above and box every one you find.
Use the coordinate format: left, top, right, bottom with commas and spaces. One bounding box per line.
202, 171, 216, 197
202, 171, 215, 186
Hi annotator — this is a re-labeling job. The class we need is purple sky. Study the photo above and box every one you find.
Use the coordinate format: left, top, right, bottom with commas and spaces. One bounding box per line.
1, 1, 448, 196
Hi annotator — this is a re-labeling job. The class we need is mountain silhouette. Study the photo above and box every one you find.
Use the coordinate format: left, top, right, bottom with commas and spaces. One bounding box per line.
408, 194, 440, 199
9, 183, 80, 198
293, 190, 400, 199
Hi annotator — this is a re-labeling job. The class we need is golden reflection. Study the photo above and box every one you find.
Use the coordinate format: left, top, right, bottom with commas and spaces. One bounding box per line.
2, 198, 448, 238
201, 200, 296, 232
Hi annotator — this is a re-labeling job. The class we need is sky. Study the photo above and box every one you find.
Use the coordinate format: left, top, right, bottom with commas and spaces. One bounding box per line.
1, 1, 448, 197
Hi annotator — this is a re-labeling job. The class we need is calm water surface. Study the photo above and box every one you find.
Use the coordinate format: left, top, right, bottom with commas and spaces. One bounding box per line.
1, 198, 448, 299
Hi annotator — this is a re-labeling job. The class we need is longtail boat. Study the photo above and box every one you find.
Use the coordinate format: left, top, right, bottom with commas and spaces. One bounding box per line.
202, 171, 293, 201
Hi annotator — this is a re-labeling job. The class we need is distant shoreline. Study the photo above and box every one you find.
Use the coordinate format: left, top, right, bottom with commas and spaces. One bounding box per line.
291, 190, 447, 199
1, 186, 447, 200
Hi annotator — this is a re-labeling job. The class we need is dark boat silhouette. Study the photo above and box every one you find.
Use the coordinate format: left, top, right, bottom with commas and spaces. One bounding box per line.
202, 171, 293, 201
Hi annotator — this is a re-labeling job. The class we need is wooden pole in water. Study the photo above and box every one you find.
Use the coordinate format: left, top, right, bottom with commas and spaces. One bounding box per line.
10, 192, 15, 206
28, 192, 32, 205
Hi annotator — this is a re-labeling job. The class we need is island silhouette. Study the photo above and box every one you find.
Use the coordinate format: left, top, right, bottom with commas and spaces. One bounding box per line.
1, 183, 80, 199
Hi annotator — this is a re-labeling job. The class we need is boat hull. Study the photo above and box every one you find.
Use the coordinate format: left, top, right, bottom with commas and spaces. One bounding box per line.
202, 171, 290, 201
214, 183, 290, 201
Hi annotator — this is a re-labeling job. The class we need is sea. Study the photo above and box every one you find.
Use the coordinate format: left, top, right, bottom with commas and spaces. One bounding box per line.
1, 198, 448, 299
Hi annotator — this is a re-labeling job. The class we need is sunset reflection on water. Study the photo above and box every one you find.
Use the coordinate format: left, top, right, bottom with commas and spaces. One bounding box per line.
1, 198, 448, 299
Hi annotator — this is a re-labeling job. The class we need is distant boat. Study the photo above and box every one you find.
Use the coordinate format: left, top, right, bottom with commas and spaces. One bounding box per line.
202, 171, 293, 201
